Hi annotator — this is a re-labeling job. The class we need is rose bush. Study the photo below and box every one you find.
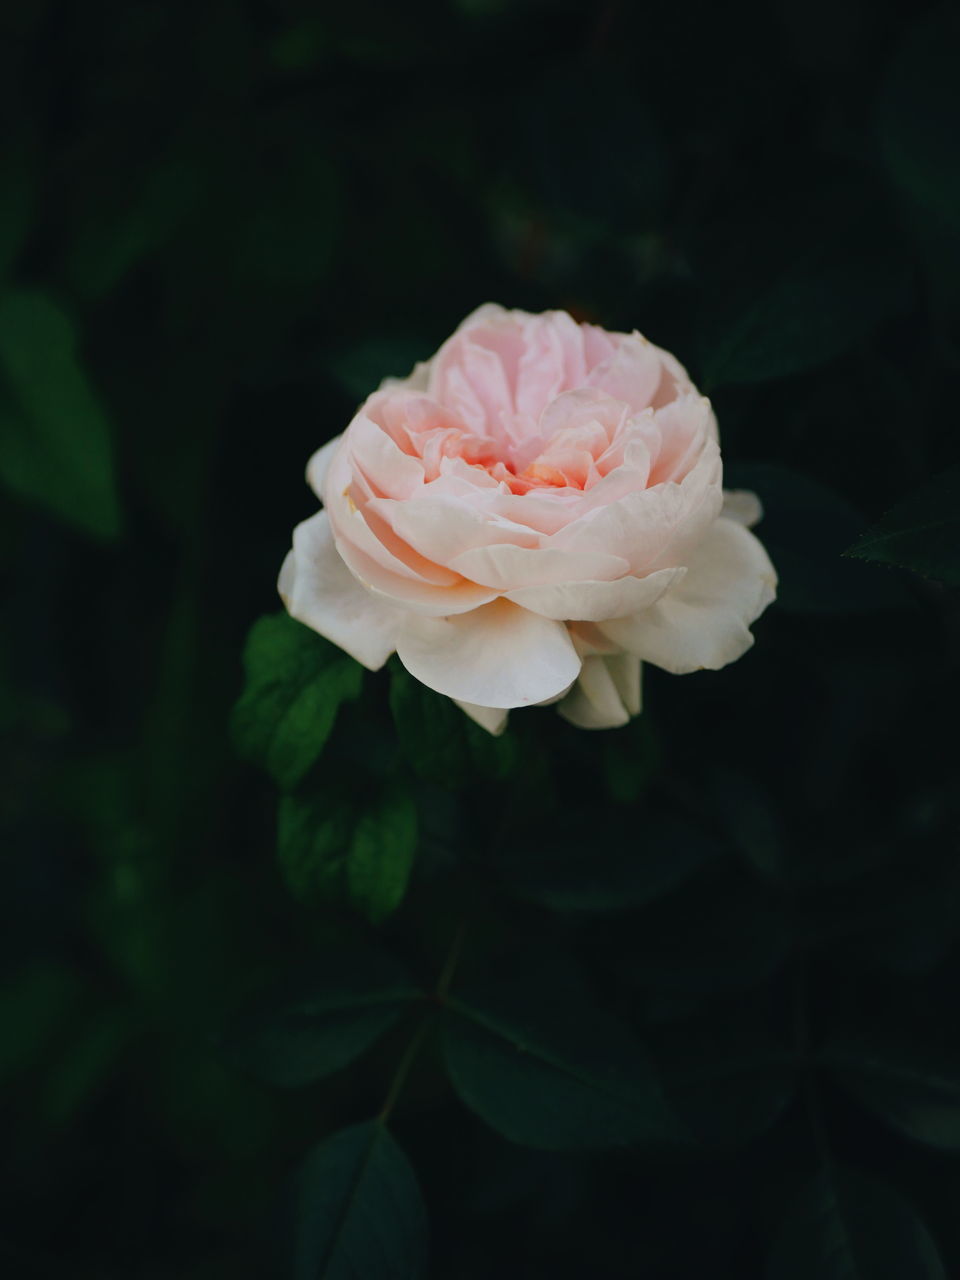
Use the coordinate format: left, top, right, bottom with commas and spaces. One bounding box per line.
280, 305, 776, 733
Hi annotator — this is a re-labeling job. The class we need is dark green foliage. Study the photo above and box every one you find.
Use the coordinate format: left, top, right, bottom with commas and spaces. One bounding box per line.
726, 464, 916, 614
441, 976, 679, 1149
346, 786, 419, 923
6, 1, 960, 1277
498, 809, 722, 913
389, 661, 519, 791
222, 944, 422, 1087
233, 614, 364, 791
765, 1167, 946, 1279
277, 790, 355, 904
846, 468, 960, 587
698, 204, 911, 389
617, 872, 795, 994
292, 1122, 429, 1280
655, 1029, 797, 1150
823, 1033, 960, 1151
879, 6, 960, 358
277, 784, 417, 922
0, 289, 121, 538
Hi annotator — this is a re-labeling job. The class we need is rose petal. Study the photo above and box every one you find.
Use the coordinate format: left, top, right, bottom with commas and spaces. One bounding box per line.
557, 656, 632, 730
379, 359, 431, 393
504, 566, 684, 622
396, 599, 581, 708
566, 621, 623, 657
606, 652, 643, 715
278, 511, 402, 670
648, 344, 698, 410
514, 316, 569, 418
368, 494, 541, 565
454, 700, 510, 736
722, 489, 763, 528
343, 409, 425, 499
587, 333, 663, 411
599, 517, 777, 674
306, 435, 343, 500
550, 430, 722, 572
334, 534, 499, 616
329, 458, 462, 588
449, 543, 630, 590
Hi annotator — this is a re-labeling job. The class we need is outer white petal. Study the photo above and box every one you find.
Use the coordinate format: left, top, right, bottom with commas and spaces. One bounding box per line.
396, 599, 581, 709
599, 517, 777, 675
278, 511, 403, 671
454, 700, 510, 736
722, 489, 763, 528
306, 436, 343, 500
557, 656, 631, 730
605, 652, 642, 715
504, 566, 684, 622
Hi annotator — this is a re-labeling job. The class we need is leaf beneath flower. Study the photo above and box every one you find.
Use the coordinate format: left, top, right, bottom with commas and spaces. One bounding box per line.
232, 613, 363, 790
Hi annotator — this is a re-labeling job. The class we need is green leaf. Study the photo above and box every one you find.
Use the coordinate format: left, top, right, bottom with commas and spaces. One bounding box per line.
347, 787, 419, 924
698, 204, 910, 388
293, 1122, 429, 1280
822, 1033, 960, 1151
845, 469, 960, 588
877, 8, 960, 359
707, 768, 784, 879
656, 1029, 796, 1149
277, 790, 354, 905
232, 614, 363, 790
441, 976, 678, 1149
221, 944, 422, 1087
879, 8, 960, 234
40, 1010, 129, 1125
499, 811, 722, 914
0, 964, 84, 1083
765, 1166, 946, 1279
618, 876, 794, 993
726, 463, 915, 613
0, 289, 121, 538
278, 786, 418, 922
233, 146, 340, 290
67, 151, 205, 299
389, 662, 518, 790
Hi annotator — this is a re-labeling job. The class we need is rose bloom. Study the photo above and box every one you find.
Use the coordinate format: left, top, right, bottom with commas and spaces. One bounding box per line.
280, 305, 776, 734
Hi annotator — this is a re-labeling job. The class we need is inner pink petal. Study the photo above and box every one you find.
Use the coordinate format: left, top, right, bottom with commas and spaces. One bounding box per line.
344, 313, 710, 550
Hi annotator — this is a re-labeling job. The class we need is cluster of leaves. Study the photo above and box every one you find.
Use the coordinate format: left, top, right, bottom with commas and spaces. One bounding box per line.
3, 0, 960, 1277
227, 563, 959, 1277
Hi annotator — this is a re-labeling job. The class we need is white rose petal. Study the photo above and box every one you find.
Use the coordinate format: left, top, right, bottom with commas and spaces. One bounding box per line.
599, 516, 777, 674
278, 511, 402, 671
396, 599, 581, 709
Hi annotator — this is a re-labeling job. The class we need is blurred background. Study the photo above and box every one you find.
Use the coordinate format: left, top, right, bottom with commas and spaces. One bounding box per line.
3, 0, 960, 1276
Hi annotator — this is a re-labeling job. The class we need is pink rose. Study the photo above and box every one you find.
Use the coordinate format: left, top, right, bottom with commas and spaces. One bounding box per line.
280, 304, 776, 733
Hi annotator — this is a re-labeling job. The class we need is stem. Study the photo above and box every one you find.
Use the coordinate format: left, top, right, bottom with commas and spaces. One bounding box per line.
436, 919, 468, 1000
378, 1016, 434, 1124
377, 920, 469, 1125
